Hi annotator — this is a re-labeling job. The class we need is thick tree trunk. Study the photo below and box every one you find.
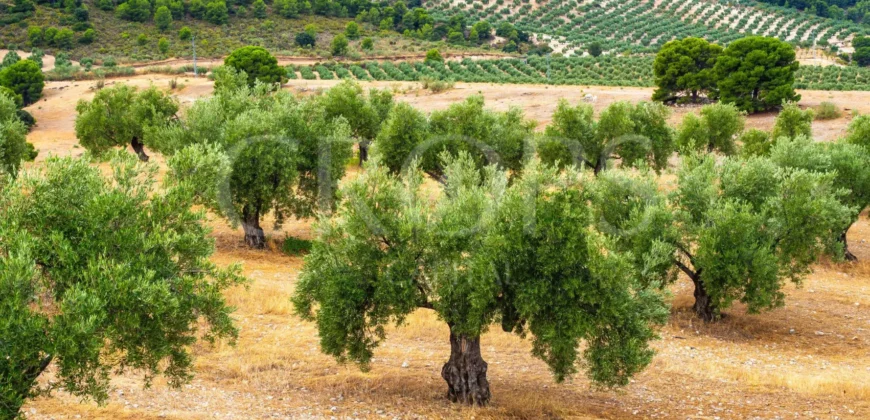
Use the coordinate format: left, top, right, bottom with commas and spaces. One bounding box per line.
840, 229, 857, 261
5, 355, 53, 418
131, 137, 149, 162
358, 141, 369, 167
441, 332, 491, 406
691, 276, 717, 322
241, 208, 265, 249
593, 158, 605, 175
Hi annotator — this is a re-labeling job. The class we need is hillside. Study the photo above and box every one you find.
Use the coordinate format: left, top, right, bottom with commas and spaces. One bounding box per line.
3, 0, 869, 66
424, 0, 869, 55
0, 1, 502, 63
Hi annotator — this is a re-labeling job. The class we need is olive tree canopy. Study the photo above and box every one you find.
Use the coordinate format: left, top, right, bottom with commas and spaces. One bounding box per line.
0, 153, 242, 418
293, 154, 669, 405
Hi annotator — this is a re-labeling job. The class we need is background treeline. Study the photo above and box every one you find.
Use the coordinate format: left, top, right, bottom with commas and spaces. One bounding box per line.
753, 0, 870, 22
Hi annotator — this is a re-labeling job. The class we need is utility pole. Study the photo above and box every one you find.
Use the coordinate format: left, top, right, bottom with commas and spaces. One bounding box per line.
192, 35, 197, 77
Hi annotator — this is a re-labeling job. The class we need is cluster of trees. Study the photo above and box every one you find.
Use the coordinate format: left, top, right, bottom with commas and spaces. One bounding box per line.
653, 36, 800, 113
63, 47, 870, 410
296, 88, 868, 405
853, 35, 870, 66
757, 0, 870, 22
74, 59, 392, 247
17, 0, 94, 45
27, 25, 95, 48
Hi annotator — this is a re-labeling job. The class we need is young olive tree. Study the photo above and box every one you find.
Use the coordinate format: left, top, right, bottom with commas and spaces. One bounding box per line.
75, 84, 178, 161
372, 101, 429, 174
738, 104, 813, 157
770, 103, 814, 142
424, 95, 535, 179
293, 154, 669, 405
537, 100, 674, 174
676, 103, 745, 154
0, 153, 242, 418
770, 136, 870, 261
151, 82, 353, 248
318, 80, 393, 165
670, 154, 851, 321
0, 91, 36, 177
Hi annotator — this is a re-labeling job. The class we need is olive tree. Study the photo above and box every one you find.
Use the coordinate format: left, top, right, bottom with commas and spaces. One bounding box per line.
293, 154, 669, 405
845, 114, 870, 149
669, 154, 851, 321
676, 103, 745, 154
318, 80, 393, 165
770, 136, 870, 261
537, 100, 674, 174
0, 91, 36, 177
373, 95, 534, 179
372, 102, 429, 174
74, 84, 178, 161
424, 95, 535, 179
151, 82, 352, 248
0, 153, 242, 418
770, 103, 814, 142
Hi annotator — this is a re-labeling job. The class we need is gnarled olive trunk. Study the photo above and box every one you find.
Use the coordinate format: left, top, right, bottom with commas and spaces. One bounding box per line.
131, 137, 149, 162
840, 229, 857, 262
358, 140, 369, 167
441, 331, 491, 406
241, 207, 265, 249
691, 276, 717, 322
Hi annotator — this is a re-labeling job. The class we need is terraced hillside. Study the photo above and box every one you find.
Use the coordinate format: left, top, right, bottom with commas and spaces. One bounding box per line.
284, 55, 870, 91
425, 0, 869, 55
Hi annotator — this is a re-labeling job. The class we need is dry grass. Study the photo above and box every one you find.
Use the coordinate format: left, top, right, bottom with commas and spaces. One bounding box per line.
19, 77, 870, 419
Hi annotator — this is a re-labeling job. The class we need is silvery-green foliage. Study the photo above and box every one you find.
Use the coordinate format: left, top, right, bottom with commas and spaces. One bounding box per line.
0, 91, 31, 177
539, 100, 674, 173
770, 102, 814, 142
159, 81, 353, 235
293, 152, 668, 388
672, 153, 852, 318
0, 152, 242, 418
676, 103, 745, 154
769, 136, 870, 258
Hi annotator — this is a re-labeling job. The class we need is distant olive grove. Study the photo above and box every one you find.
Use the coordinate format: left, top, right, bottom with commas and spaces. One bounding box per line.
4, 42, 870, 417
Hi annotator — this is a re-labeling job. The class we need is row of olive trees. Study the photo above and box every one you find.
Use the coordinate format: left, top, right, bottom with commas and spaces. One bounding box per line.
67, 73, 870, 409
295, 90, 868, 406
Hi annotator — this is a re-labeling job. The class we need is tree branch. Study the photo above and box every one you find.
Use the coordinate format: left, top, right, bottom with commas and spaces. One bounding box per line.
23, 354, 54, 385
673, 258, 699, 282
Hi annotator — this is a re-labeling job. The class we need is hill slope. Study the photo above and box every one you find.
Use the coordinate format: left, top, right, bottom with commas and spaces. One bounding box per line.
424, 0, 868, 55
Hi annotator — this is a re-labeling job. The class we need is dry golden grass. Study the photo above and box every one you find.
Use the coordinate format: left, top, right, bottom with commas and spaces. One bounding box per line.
20, 78, 870, 419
